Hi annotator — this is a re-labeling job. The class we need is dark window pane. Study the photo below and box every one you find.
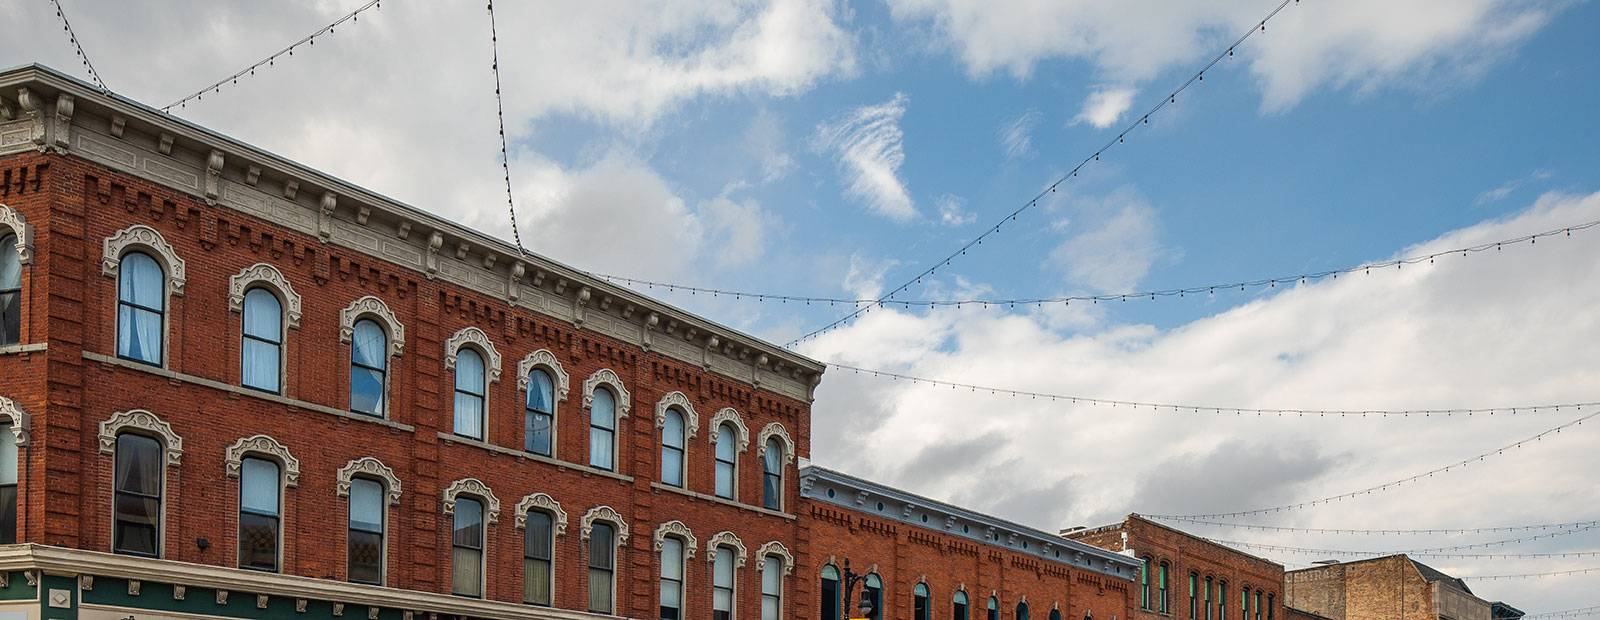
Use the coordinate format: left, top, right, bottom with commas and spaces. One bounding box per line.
453, 499, 483, 550
589, 566, 613, 613
589, 523, 614, 569
526, 512, 553, 559
0, 485, 15, 545
0, 292, 18, 346
348, 529, 383, 584
526, 557, 552, 605
526, 410, 552, 455
115, 434, 161, 495
763, 471, 781, 510
821, 572, 839, 620
239, 512, 279, 571
113, 494, 159, 556
350, 366, 385, 415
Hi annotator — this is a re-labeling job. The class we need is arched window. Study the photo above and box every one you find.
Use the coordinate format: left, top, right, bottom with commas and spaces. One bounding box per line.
914, 583, 930, 620
349, 319, 387, 416
113, 432, 162, 556
0, 421, 17, 544
347, 477, 385, 585
116, 252, 165, 366
1219, 581, 1228, 620
239, 457, 282, 571
1140, 557, 1151, 609
762, 437, 783, 511
525, 369, 555, 456
589, 522, 616, 613
986, 595, 998, 620
1204, 577, 1213, 620
715, 423, 737, 499
0, 232, 20, 346
661, 409, 686, 487
1190, 573, 1199, 620
1050, 609, 1062, 620
1016, 601, 1029, 620
661, 535, 685, 620
1267, 595, 1275, 620
953, 591, 969, 620
1255, 591, 1264, 620
821, 565, 841, 620
714, 546, 737, 620
241, 288, 283, 393
453, 348, 486, 439
590, 387, 617, 471
1159, 561, 1171, 613
761, 552, 783, 620
452, 497, 485, 597
524, 510, 554, 605
864, 574, 882, 620
1242, 588, 1250, 620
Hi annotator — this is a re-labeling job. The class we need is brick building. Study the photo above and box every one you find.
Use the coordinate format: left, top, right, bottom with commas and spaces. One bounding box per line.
0, 64, 1142, 620
1063, 516, 1284, 620
1284, 556, 1493, 620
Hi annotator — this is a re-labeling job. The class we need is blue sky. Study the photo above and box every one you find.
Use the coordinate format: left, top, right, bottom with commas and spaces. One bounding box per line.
5, 0, 1600, 608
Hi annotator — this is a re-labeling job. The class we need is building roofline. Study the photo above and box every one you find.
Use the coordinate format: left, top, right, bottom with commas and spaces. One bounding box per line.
1124, 514, 1286, 568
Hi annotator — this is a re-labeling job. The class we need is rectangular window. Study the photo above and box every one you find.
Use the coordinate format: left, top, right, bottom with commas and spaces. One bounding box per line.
452, 498, 484, 597
1204, 578, 1213, 620
525, 511, 554, 605
1189, 574, 1198, 620
113, 433, 161, 556
714, 547, 736, 620
1, 233, 23, 346
589, 522, 615, 613
1219, 583, 1227, 620
239, 458, 281, 571
0, 423, 15, 544
589, 390, 617, 471
1159, 564, 1169, 613
762, 558, 782, 620
347, 478, 384, 584
1255, 592, 1263, 620
821, 571, 840, 620
661, 536, 684, 620
1267, 596, 1274, 620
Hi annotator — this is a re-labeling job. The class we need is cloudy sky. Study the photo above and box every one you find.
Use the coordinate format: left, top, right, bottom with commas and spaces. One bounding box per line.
5, 0, 1599, 608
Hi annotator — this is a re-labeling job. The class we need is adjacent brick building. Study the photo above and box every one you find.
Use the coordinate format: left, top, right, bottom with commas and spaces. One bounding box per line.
1284, 556, 1492, 620
1064, 516, 1284, 620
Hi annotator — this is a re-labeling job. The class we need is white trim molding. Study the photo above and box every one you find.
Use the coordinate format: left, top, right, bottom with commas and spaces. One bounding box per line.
228, 263, 303, 329
101, 224, 186, 296
582, 369, 631, 418
756, 541, 795, 575
706, 531, 747, 568
0, 203, 32, 264
442, 478, 500, 525
98, 409, 183, 466
443, 326, 502, 383
335, 457, 402, 505
223, 434, 300, 487
516, 349, 570, 400
0, 395, 30, 446
654, 391, 699, 439
580, 505, 629, 543
513, 492, 568, 535
653, 520, 698, 561
708, 408, 750, 453
756, 422, 796, 467
338, 295, 405, 357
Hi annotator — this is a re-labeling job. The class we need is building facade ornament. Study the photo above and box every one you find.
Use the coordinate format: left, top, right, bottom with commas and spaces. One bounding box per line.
513, 492, 568, 535
756, 422, 796, 466
16, 88, 45, 150
582, 369, 631, 417
708, 408, 750, 453
654, 391, 699, 439
442, 478, 500, 525
335, 457, 402, 505
338, 295, 405, 357
223, 434, 300, 487
706, 531, 747, 568
756, 541, 795, 575
653, 520, 698, 560
228, 263, 303, 328
516, 349, 570, 400
0, 395, 30, 446
0, 203, 32, 264
444, 326, 502, 383
98, 409, 183, 467
580, 505, 629, 543
101, 224, 186, 296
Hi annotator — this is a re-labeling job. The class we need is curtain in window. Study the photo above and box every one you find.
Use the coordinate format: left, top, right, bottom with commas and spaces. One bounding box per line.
350, 320, 387, 415
0, 423, 15, 544
451, 498, 483, 597
0, 233, 20, 345
242, 289, 282, 392
661, 410, 685, 486
762, 438, 782, 510
525, 510, 553, 604
588, 522, 615, 613
762, 556, 782, 620
348, 477, 384, 584
453, 349, 486, 438
589, 388, 616, 470
661, 536, 684, 620
525, 369, 554, 455
715, 424, 736, 499
117, 253, 164, 365
113, 433, 161, 556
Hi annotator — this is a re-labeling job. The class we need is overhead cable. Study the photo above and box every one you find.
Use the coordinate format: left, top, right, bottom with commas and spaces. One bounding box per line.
1461, 566, 1600, 581
1143, 516, 1600, 536
1524, 606, 1600, 620
1211, 537, 1600, 559
49, 0, 108, 93
1205, 522, 1596, 555
485, 0, 528, 254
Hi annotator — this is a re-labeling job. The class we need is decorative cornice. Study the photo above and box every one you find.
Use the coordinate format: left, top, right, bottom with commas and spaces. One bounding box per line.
580, 505, 629, 543
223, 434, 300, 487
516, 349, 570, 401
756, 541, 794, 575
0, 395, 30, 446
653, 520, 698, 560
708, 408, 750, 453
335, 457, 402, 505
443, 326, 502, 383
706, 531, 747, 568
228, 263, 303, 329
514, 492, 568, 536
442, 478, 500, 525
582, 369, 631, 418
0, 204, 32, 264
654, 391, 699, 440
97, 409, 183, 467
756, 422, 796, 467
338, 296, 405, 358
101, 224, 186, 296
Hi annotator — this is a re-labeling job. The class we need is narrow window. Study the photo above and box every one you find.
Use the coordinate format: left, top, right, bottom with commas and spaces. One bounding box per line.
1189, 573, 1198, 620
589, 387, 617, 471
1050, 610, 1062, 620
349, 319, 387, 416
715, 424, 736, 499
1016, 602, 1029, 620
347, 477, 384, 584
762, 437, 782, 510
762, 554, 783, 620
116, 252, 164, 366
1255, 591, 1263, 620
0, 233, 20, 346
241, 289, 283, 393
864, 574, 882, 620
1242, 588, 1250, 620
0, 422, 16, 544
113, 433, 161, 556
914, 583, 930, 620
1219, 581, 1228, 620
661, 409, 685, 487
525, 369, 555, 456
821, 565, 841, 620
986, 595, 998, 620
453, 348, 486, 439
239, 457, 281, 571
1204, 577, 1213, 620
953, 591, 969, 620
660, 536, 684, 620
1159, 562, 1170, 613
714, 546, 737, 620
1267, 595, 1274, 620
589, 522, 616, 613
451, 497, 484, 597
1140, 557, 1151, 609
525, 511, 554, 605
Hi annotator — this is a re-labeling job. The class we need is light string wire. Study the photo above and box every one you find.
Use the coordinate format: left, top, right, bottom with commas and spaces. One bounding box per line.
1210, 537, 1600, 559
828, 360, 1599, 418
1461, 566, 1600, 581
1526, 606, 1600, 620
589, 218, 1598, 310
1206, 523, 1600, 557
162, 0, 382, 111
783, 0, 1302, 348
1146, 408, 1600, 519
1143, 516, 1600, 536
485, 0, 528, 254
48, 0, 108, 93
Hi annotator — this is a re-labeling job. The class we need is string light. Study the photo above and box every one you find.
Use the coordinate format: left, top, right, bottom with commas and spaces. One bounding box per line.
1460, 567, 1600, 581
485, 0, 529, 255
1206, 524, 1599, 557
1146, 408, 1600, 519
1524, 606, 1600, 620
1211, 537, 1600, 559
783, 0, 1302, 348
49, 0, 108, 93
162, 0, 382, 111
1143, 516, 1600, 536
588, 218, 1598, 312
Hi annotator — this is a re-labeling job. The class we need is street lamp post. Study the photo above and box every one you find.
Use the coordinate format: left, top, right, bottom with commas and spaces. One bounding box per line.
841, 558, 876, 620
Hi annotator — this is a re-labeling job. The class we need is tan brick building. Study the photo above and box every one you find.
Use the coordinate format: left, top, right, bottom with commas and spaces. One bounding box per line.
1284, 555, 1492, 620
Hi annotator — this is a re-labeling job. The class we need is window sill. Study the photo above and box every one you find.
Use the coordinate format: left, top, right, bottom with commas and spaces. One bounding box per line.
83, 351, 416, 433
648, 482, 796, 521
435, 433, 634, 484
0, 343, 46, 356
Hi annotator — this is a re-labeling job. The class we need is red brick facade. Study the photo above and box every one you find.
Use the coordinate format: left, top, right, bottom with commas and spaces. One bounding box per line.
1065, 516, 1284, 620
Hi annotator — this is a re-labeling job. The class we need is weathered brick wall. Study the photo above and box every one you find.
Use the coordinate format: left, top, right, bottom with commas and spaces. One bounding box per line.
1285, 557, 1435, 620
1067, 517, 1284, 620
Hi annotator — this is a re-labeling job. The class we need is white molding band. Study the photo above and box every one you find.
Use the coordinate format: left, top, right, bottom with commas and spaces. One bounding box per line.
582, 369, 631, 418
442, 478, 500, 524
0, 203, 32, 264
97, 409, 183, 467
0, 395, 30, 446
756, 541, 795, 575
654, 391, 699, 440
338, 295, 405, 357
706, 531, 747, 568
516, 349, 570, 400
653, 520, 698, 560
223, 434, 300, 487
227, 263, 303, 329
443, 326, 502, 383
335, 457, 402, 505
513, 492, 568, 535
101, 224, 186, 296
756, 422, 796, 467
708, 408, 750, 453
580, 505, 629, 543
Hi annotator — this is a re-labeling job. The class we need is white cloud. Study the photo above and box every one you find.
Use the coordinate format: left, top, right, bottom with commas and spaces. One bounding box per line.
1049, 187, 1168, 293
936, 194, 975, 226
998, 108, 1042, 158
745, 108, 796, 183
1474, 168, 1559, 207
701, 196, 778, 268
813, 92, 918, 221
1071, 87, 1137, 129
